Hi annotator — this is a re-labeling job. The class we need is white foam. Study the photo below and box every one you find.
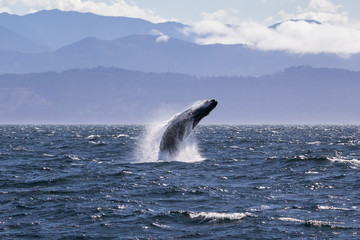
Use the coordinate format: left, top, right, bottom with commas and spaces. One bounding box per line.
306, 141, 321, 145
317, 205, 354, 211
66, 154, 81, 160
114, 134, 130, 138
86, 134, 100, 140
189, 212, 256, 222
43, 153, 54, 157
327, 156, 360, 166
135, 101, 207, 163
279, 217, 303, 223
279, 217, 343, 228
152, 222, 170, 228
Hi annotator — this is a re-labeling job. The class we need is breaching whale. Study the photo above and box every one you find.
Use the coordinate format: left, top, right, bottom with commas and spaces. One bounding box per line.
159, 99, 218, 159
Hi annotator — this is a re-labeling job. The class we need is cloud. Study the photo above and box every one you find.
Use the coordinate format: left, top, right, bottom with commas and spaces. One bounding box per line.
200, 9, 240, 24
152, 29, 170, 42
308, 0, 339, 13
281, 0, 349, 24
0, 0, 166, 23
183, 0, 360, 56
0, 6, 11, 13
156, 35, 169, 42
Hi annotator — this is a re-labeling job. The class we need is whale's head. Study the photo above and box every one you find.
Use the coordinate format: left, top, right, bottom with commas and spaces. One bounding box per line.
192, 99, 218, 128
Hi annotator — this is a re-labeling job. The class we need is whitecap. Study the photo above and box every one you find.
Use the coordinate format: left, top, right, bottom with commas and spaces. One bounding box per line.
114, 134, 130, 138
86, 134, 101, 140
317, 205, 354, 211
189, 211, 256, 222
306, 141, 321, 145
229, 145, 240, 149
89, 141, 106, 146
152, 222, 170, 228
279, 217, 344, 228
66, 154, 81, 160
90, 214, 103, 220
279, 217, 303, 223
43, 153, 54, 157
326, 156, 360, 166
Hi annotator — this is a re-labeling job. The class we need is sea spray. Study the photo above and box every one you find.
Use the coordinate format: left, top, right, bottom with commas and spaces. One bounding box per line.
135, 121, 166, 163
135, 121, 204, 163
135, 100, 212, 163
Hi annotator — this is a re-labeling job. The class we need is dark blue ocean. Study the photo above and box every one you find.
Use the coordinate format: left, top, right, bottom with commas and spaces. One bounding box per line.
1, 125, 359, 239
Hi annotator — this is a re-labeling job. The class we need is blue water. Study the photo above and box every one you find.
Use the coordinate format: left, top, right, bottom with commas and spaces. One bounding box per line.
1, 125, 359, 239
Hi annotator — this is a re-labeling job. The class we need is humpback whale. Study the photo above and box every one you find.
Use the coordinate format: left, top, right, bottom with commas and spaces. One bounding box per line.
159, 99, 218, 159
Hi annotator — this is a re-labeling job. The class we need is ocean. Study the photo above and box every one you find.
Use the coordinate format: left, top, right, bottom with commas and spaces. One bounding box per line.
0, 125, 359, 239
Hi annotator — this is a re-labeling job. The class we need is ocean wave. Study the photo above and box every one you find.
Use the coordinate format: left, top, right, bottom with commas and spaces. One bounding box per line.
65, 154, 81, 161
86, 134, 101, 140
151, 222, 170, 229
279, 217, 346, 228
113, 134, 130, 138
43, 153, 54, 157
289, 155, 360, 166
12, 146, 33, 152
317, 205, 356, 211
326, 156, 360, 166
88, 141, 107, 146
188, 211, 256, 223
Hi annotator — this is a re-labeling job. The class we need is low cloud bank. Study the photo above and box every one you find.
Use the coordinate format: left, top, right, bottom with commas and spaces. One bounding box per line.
182, 0, 360, 56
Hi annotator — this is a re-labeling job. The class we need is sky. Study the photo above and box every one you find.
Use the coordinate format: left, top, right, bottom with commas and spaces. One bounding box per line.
1, 0, 360, 55
1, 0, 360, 23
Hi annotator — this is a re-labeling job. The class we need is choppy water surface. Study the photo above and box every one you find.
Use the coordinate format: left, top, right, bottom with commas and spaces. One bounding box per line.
0, 125, 359, 239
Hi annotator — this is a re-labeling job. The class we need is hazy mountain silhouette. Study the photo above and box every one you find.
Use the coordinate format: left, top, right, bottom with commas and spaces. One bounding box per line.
0, 9, 187, 50
0, 25, 49, 53
1, 34, 360, 76
1, 66, 359, 124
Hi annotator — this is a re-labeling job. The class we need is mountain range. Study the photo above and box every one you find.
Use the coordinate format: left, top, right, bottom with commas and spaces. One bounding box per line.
0, 9, 187, 51
0, 10, 360, 76
1, 66, 359, 124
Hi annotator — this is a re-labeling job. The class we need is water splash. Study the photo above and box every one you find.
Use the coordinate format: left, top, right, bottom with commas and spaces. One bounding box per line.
135, 121, 204, 163
135, 122, 166, 163
135, 101, 207, 163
